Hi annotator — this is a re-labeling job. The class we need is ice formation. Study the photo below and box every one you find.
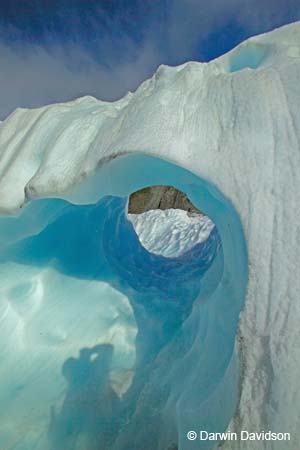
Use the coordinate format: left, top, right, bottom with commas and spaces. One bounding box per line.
0, 22, 299, 450
128, 209, 215, 258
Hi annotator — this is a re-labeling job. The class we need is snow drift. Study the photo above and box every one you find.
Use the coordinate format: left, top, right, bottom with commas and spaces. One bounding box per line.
0, 22, 299, 450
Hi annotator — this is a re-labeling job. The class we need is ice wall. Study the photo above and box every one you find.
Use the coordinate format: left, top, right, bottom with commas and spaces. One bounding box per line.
0, 22, 299, 449
0, 155, 247, 449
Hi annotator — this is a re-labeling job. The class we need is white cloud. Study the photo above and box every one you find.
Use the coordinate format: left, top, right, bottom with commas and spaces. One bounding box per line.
0, 39, 161, 119
0, 0, 298, 119
166, 0, 299, 59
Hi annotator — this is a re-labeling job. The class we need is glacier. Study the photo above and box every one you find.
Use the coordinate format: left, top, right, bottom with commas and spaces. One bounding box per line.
0, 22, 299, 450
128, 209, 215, 258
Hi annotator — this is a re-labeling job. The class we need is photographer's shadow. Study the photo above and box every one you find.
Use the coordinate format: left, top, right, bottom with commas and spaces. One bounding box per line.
48, 343, 119, 450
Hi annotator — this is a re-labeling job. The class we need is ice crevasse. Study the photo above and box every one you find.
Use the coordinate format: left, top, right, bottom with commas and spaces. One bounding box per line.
0, 22, 299, 450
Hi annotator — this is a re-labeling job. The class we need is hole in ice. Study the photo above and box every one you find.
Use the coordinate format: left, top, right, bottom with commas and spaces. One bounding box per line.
0, 154, 248, 450
228, 43, 269, 72
127, 185, 215, 258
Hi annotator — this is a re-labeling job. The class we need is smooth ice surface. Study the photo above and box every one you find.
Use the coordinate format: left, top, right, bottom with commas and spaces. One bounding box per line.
128, 209, 214, 258
0, 22, 299, 449
0, 154, 247, 450
0, 263, 137, 448
228, 42, 270, 72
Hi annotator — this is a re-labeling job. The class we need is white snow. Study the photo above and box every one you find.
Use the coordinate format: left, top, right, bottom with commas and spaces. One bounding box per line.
0, 22, 299, 450
128, 209, 214, 258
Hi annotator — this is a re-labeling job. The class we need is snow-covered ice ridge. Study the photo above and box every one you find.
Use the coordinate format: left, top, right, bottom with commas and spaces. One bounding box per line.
0, 22, 299, 449
0, 23, 299, 214
128, 209, 215, 258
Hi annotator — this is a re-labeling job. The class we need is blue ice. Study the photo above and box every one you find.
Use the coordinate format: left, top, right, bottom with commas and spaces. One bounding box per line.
0, 155, 248, 450
229, 43, 269, 72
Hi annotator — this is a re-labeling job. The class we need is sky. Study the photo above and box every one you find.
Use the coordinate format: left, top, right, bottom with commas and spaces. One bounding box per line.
0, 0, 299, 119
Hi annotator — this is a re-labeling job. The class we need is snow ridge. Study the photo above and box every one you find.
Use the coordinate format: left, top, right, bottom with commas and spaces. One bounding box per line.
0, 22, 299, 449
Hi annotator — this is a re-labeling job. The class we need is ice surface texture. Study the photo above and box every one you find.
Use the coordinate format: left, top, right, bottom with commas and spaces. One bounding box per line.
128, 209, 215, 258
0, 22, 299, 449
0, 155, 247, 450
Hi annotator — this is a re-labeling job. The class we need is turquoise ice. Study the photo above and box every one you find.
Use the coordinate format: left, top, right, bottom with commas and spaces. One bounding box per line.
0, 155, 247, 449
1, 22, 299, 450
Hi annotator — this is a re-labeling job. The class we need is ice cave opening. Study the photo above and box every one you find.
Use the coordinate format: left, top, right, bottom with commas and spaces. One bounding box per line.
0, 154, 248, 450
127, 185, 216, 258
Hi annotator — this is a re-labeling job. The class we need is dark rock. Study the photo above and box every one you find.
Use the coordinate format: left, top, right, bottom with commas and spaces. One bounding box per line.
128, 185, 202, 215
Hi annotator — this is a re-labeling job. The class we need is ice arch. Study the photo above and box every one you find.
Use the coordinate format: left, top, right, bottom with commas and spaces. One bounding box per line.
0, 22, 299, 449
0, 153, 247, 450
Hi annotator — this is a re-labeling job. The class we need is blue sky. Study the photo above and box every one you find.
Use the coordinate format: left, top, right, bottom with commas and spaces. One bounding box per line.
0, 0, 299, 118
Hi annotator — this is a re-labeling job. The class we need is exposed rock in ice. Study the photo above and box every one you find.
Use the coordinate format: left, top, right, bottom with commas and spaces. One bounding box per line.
0, 22, 299, 450
128, 185, 202, 214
